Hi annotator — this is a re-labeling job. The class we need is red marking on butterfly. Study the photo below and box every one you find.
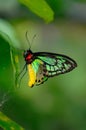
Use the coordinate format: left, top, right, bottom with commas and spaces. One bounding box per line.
24, 50, 34, 64
26, 53, 33, 60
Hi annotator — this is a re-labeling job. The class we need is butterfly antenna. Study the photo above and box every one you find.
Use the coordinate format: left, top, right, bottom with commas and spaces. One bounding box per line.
25, 31, 36, 49
25, 31, 31, 49
31, 34, 36, 47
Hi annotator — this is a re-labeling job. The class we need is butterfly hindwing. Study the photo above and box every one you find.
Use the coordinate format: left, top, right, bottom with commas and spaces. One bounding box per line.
27, 59, 48, 87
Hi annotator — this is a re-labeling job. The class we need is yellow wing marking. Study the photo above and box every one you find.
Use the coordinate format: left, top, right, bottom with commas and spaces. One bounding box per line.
27, 64, 36, 87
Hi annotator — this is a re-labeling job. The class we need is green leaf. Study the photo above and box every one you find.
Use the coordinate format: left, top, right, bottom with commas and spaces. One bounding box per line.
0, 19, 22, 88
0, 111, 24, 130
0, 19, 21, 49
18, 0, 54, 23
0, 20, 24, 129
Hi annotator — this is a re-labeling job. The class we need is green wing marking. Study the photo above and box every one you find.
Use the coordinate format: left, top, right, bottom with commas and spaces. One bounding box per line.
31, 59, 48, 85
37, 53, 77, 77
29, 52, 77, 86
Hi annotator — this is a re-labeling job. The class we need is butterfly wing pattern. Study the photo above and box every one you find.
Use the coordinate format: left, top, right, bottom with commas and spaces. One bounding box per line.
27, 59, 48, 87
26, 52, 77, 87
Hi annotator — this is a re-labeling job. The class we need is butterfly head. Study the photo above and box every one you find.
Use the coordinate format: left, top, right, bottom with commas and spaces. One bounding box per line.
23, 49, 34, 64
23, 31, 37, 64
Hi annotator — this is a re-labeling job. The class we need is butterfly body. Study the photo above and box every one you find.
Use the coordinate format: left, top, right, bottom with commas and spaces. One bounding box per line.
23, 49, 77, 87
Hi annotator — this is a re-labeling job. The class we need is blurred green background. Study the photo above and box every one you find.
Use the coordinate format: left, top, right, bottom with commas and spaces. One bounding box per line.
0, 0, 86, 130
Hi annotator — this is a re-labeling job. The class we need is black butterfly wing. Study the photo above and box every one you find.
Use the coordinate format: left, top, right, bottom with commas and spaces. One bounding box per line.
28, 52, 77, 87
34, 52, 77, 77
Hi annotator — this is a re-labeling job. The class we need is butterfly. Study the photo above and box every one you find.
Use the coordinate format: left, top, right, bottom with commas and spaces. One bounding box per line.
17, 32, 77, 88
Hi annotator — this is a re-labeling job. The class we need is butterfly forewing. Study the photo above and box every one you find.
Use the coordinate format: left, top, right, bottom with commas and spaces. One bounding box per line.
35, 52, 77, 77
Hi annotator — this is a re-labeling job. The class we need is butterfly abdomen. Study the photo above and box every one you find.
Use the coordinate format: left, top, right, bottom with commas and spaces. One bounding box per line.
27, 64, 36, 87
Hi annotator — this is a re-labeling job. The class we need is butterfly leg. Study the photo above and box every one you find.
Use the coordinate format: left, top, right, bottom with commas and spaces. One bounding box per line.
16, 64, 27, 88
